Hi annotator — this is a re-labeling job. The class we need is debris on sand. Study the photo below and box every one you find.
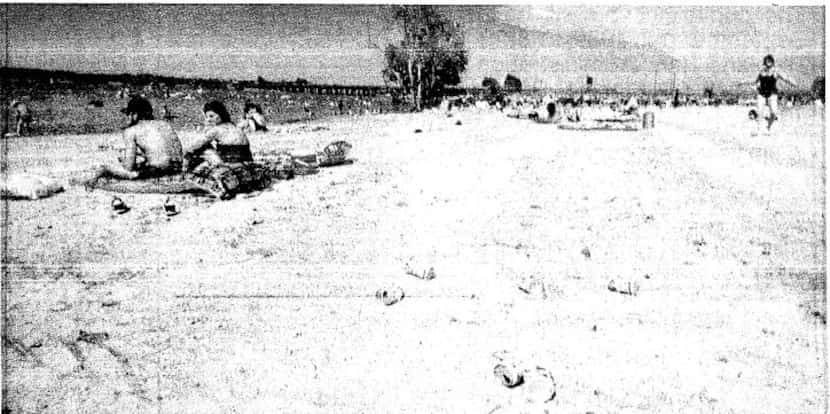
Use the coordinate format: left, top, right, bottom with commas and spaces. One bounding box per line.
407, 267, 436, 281
455, 120, 462, 126
607, 279, 640, 296
376, 287, 405, 306
50, 301, 71, 312
493, 362, 558, 403
523, 367, 557, 403
493, 240, 527, 250
518, 277, 548, 299
494, 363, 524, 388
249, 214, 265, 226
163, 197, 178, 217
4, 336, 40, 359
581, 247, 591, 259
77, 330, 110, 345
111, 196, 130, 214
404, 259, 436, 280
414, 129, 423, 133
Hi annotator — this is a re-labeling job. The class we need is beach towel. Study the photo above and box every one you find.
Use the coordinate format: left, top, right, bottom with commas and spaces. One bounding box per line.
1, 174, 64, 200
84, 174, 208, 195
87, 163, 271, 197
84, 142, 353, 198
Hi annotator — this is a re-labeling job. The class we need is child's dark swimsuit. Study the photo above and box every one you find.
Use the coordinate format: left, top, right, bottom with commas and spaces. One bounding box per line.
757, 72, 778, 98
253, 121, 268, 132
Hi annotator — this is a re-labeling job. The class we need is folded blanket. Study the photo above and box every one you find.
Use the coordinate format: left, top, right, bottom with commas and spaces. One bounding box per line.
1, 174, 64, 200
83, 174, 207, 194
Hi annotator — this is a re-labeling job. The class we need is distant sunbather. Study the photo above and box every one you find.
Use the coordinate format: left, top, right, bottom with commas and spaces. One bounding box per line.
10, 100, 33, 136
237, 101, 268, 133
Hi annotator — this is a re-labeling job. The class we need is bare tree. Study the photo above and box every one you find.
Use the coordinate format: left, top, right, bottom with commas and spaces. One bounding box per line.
383, 6, 467, 110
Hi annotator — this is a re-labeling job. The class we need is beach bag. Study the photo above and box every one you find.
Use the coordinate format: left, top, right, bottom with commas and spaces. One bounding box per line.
185, 163, 271, 200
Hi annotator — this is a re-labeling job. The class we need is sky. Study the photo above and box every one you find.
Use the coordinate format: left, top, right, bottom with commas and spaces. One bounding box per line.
1, 4, 824, 91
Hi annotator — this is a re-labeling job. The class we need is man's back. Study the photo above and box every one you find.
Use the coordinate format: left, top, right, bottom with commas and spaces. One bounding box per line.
125, 120, 183, 168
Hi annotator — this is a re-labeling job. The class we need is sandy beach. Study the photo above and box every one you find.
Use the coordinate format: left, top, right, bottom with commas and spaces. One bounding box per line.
2, 105, 826, 413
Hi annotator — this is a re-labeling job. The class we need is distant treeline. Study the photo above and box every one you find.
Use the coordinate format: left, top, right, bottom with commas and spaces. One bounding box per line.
1, 67, 405, 136
1, 67, 397, 97
1, 66, 228, 90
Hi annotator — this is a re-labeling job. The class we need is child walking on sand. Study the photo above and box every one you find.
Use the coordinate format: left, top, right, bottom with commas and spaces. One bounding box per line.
754, 54, 797, 135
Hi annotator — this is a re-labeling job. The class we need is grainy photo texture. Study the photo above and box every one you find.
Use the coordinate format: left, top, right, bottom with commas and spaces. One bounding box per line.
0, 4, 826, 413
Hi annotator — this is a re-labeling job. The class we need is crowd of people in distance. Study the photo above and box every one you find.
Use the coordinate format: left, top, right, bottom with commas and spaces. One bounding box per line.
431, 55, 813, 134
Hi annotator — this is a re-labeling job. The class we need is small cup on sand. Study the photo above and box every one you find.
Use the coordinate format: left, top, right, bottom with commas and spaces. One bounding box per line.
494, 363, 524, 388
111, 196, 130, 214
163, 197, 178, 216
376, 287, 405, 306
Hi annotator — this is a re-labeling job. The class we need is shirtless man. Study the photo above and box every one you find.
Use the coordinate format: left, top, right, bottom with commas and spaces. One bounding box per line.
88, 97, 183, 183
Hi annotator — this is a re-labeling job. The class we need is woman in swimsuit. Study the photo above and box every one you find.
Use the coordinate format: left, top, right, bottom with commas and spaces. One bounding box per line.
755, 54, 796, 134
184, 100, 253, 173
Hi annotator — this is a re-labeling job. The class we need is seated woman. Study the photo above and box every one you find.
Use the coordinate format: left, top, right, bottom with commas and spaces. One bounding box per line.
237, 102, 268, 133
184, 100, 252, 173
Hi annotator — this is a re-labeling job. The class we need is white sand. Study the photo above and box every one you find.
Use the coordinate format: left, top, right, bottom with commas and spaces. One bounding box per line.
2, 105, 826, 413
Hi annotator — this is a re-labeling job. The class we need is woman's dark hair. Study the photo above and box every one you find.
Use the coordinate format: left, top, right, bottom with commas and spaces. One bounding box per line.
763, 54, 775, 65
203, 100, 232, 124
